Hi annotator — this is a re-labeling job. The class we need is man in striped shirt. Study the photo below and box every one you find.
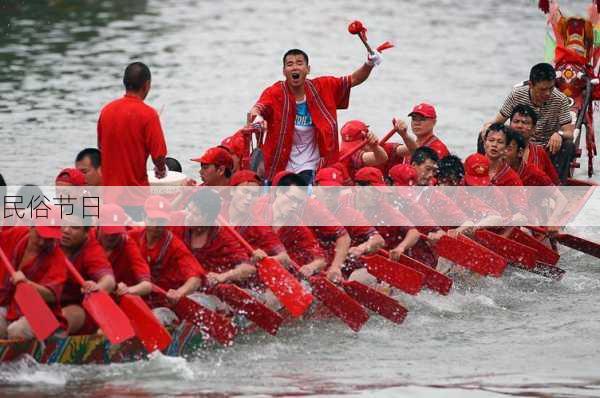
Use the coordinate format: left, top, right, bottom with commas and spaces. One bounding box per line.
481, 63, 575, 181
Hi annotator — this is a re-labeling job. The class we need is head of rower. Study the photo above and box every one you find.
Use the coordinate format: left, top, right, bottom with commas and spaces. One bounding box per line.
463, 153, 491, 186
483, 123, 509, 166
509, 104, 537, 143
228, 170, 262, 219
411, 146, 439, 186
192, 147, 234, 186
97, 204, 129, 252
186, 188, 222, 234
123, 61, 152, 100
283, 49, 310, 95
144, 196, 171, 243
314, 167, 345, 210
436, 155, 465, 186
75, 148, 102, 186
60, 207, 93, 256
354, 167, 390, 211
504, 129, 527, 171
272, 172, 308, 225
408, 103, 437, 143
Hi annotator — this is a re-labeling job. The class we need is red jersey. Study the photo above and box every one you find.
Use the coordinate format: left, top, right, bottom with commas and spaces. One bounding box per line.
419, 188, 467, 227
0, 233, 67, 324
130, 228, 204, 290
399, 134, 450, 164
274, 226, 326, 268
97, 94, 167, 205
527, 143, 560, 185
235, 226, 285, 256
518, 162, 554, 186
181, 226, 250, 274
491, 162, 523, 186
104, 234, 151, 287
61, 236, 114, 305
254, 76, 352, 180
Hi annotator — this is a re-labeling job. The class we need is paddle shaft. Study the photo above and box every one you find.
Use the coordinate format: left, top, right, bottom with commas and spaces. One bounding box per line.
217, 216, 254, 255
359, 33, 375, 55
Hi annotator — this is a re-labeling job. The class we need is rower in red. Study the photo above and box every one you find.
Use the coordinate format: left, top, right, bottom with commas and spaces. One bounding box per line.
248, 48, 381, 183
339, 120, 388, 178
0, 213, 67, 340
192, 147, 234, 187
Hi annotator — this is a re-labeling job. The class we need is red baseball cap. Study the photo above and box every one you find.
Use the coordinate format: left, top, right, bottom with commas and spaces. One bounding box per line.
55, 168, 86, 186
230, 170, 261, 186
464, 153, 491, 186
34, 206, 62, 239
271, 170, 294, 187
389, 164, 418, 186
408, 103, 437, 119
98, 203, 128, 235
315, 167, 344, 186
221, 131, 248, 160
191, 147, 234, 169
355, 167, 387, 186
340, 120, 368, 142
144, 195, 172, 220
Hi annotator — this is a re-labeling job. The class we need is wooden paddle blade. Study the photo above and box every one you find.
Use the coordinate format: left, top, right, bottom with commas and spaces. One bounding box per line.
512, 262, 566, 281
397, 254, 452, 295
509, 228, 560, 265
556, 233, 600, 259
474, 229, 537, 269
342, 281, 407, 324
173, 296, 237, 346
213, 284, 283, 336
14, 283, 60, 341
308, 276, 369, 332
363, 255, 424, 295
82, 291, 135, 345
257, 257, 313, 318
119, 294, 172, 352
436, 235, 507, 277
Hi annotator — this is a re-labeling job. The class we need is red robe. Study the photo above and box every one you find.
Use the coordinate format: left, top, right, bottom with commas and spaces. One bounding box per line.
254, 76, 352, 180
527, 143, 560, 185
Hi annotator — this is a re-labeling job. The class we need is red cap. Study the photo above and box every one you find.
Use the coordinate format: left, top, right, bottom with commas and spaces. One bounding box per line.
315, 167, 344, 186
55, 168, 86, 186
389, 164, 418, 186
191, 147, 234, 169
464, 153, 491, 186
99, 203, 128, 235
144, 196, 172, 220
355, 167, 387, 186
340, 120, 368, 142
271, 170, 294, 187
330, 162, 353, 186
221, 131, 248, 160
34, 206, 62, 239
408, 103, 437, 119
230, 170, 261, 186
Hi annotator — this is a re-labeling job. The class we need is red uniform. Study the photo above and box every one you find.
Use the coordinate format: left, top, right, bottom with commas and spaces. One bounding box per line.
129, 228, 204, 293
527, 143, 560, 185
61, 236, 114, 306
400, 135, 450, 164
254, 76, 352, 180
97, 94, 167, 205
0, 233, 67, 326
235, 226, 285, 256
274, 226, 326, 269
304, 198, 348, 264
518, 162, 554, 186
104, 235, 151, 287
491, 163, 527, 215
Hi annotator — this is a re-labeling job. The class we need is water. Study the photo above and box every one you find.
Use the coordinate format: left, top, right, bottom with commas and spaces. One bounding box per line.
1, 0, 600, 396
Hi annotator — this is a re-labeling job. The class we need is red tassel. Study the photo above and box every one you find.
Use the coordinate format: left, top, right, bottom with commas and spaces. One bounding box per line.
538, 0, 550, 13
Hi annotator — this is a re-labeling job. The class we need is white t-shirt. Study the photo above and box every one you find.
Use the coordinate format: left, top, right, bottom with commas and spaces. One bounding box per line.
286, 100, 320, 173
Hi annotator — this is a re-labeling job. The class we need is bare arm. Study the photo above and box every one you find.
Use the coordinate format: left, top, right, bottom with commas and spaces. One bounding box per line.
126, 280, 153, 296
330, 232, 351, 271
97, 274, 116, 293
361, 132, 389, 166
218, 263, 257, 284
350, 63, 374, 87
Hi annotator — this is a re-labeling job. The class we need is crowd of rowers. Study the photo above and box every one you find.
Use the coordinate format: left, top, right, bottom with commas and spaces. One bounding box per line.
0, 57, 573, 341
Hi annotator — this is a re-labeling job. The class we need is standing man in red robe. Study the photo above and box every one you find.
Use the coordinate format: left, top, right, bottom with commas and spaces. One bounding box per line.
248, 48, 382, 183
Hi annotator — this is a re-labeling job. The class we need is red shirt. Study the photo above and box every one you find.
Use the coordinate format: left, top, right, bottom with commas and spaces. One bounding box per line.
518, 162, 554, 186
0, 232, 67, 323
181, 226, 250, 274
129, 228, 204, 292
97, 94, 167, 205
104, 234, 151, 287
254, 76, 352, 180
235, 226, 285, 256
419, 189, 467, 227
400, 135, 450, 163
527, 143, 560, 185
491, 162, 523, 186
274, 226, 326, 268
61, 235, 114, 305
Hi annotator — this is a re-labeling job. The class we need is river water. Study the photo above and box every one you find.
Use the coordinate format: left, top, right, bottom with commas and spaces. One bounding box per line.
1, 0, 600, 397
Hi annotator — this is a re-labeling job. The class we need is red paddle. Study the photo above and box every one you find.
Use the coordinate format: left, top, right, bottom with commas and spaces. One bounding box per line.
211, 283, 283, 336
342, 280, 407, 324
64, 258, 135, 345
435, 235, 507, 277
361, 254, 425, 294
118, 294, 172, 352
526, 226, 600, 260
377, 249, 452, 295
217, 217, 313, 318
0, 248, 60, 341
151, 284, 237, 346
509, 228, 560, 265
